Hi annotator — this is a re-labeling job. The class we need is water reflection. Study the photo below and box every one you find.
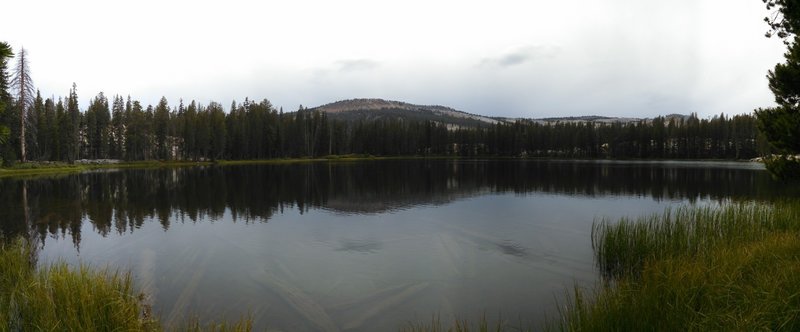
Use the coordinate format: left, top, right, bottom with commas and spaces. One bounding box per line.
495, 240, 529, 258
0, 160, 789, 247
0, 160, 793, 331
336, 239, 384, 253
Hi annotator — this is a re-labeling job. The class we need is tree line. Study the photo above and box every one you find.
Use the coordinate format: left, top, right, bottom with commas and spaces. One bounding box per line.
1, 89, 770, 162
0, 43, 771, 164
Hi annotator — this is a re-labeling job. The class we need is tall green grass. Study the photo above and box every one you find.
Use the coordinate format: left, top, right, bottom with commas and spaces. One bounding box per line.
401, 314, 509, 332
592, 201, 800, 278
0, 238, 252, 331
0, 238, 157, 331
554, 201, 800, 331
178, 317, 254, 332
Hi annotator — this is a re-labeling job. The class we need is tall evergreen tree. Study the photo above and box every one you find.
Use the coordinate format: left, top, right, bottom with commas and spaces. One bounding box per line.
0, 42, 11, 147
757, 0, 800, 178
63, 83, 81, 163
30, 91, 44, 159
41, 96, 56, 160
153, 97, 171, 160
85, 92, 111, 159
54, 98, 65, 161
208, 102, 226, 161
183, 100, 198, 161
110, 95, 126, 159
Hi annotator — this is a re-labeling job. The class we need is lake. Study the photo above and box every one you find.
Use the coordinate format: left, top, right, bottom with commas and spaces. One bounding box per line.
0, 160, 791, 331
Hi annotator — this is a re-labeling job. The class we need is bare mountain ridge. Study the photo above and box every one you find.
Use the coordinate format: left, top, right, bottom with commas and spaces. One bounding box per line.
309, 98, 504, 127
309, 98, 688, 127
531, 114, 690, 125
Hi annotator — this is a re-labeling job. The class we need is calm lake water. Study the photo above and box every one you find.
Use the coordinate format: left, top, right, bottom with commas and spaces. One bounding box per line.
0, 160, 792, 331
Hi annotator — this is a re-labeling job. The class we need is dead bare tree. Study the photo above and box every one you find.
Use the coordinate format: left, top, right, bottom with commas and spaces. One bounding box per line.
11, 47, 34, 162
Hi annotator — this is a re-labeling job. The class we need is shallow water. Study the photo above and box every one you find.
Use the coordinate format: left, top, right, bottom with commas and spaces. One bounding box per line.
0, 160, 790, 331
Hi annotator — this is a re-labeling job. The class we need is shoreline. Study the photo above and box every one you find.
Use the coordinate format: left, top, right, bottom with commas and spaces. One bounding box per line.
0, 155, 763, 179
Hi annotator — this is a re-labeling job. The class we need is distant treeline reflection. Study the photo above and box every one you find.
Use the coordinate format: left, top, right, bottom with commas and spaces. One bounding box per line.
0, 160, 789, 247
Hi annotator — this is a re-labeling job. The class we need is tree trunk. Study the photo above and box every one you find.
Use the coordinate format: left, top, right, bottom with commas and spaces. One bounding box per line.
20, 102, 25, 162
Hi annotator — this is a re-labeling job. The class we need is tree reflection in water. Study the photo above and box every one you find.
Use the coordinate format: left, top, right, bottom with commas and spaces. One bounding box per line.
0, 160, 790, 249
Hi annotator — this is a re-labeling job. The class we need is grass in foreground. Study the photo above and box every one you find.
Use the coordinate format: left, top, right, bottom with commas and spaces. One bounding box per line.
401, 314, 511, 332
592, 202, 800, 278
0, 239, 156, 331
0, 238, 251, 331
554, 201, 800, 331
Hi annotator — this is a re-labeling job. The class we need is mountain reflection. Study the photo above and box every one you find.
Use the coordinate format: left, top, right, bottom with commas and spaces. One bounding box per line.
0, 160, 789, 248
336, 239, 384, 253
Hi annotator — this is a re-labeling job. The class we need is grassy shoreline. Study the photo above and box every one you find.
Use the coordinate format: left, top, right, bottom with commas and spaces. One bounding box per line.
0, 155, 761, 179
0, 239, 158, 331
0, 155, 392, 178
0, 238, 252, 331
555, 201, 800, 330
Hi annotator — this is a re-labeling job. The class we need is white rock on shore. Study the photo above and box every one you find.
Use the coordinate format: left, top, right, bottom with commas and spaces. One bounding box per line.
75, 159, 123, 165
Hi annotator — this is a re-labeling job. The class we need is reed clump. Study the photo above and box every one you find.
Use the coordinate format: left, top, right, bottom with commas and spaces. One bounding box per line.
0, 238, 252, 331
0, 238, 157, 331
555, 201, 800, 331
401, 314, 508, 332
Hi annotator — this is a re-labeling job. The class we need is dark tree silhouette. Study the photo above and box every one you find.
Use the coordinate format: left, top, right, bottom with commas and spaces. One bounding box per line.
757, 0, 800, 178
0, 42, 11, 146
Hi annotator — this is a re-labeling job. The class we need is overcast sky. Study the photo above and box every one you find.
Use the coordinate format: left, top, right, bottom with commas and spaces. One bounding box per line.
0, 0, 787, 118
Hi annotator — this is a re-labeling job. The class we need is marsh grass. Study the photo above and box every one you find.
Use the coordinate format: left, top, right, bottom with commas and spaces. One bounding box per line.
556, 232, 800, 330
0, 156, 534, 178
0, 238, 157, 331
178, 316, 254, 332
0, 156, 406, 178
592, 201, 800, 278
554, 201, 800, 331
0, 238, 252, 331
401, 314, 512, 332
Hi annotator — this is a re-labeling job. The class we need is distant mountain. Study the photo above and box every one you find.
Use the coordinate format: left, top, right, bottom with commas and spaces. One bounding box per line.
530, 114, 690, 125
533, 115, 639, 124
309, 98, 507, 128
308, 98, 689, 127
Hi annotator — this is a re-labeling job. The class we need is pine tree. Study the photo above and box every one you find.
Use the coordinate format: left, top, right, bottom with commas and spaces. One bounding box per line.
63, 83, 81, 163
757, 0, 800, 178
125, 100, 149, 161
0, 42, 12, 147
30, 91, 44, 159
208, 102, 226, 161
42, 96, 56, 160
154, 97, 170, 160
54, 98, 65, 161
110, 95, 126, 159
183, 100, 198, 161
86, 92, 111, 159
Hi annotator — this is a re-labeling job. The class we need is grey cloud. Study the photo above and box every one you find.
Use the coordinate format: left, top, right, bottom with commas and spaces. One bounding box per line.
336, 59, 380, 72
480, 45, 558, 68
310, 59, 380, 81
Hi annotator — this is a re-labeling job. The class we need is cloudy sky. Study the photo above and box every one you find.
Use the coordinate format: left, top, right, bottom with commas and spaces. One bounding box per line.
0, 0, 787, 118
